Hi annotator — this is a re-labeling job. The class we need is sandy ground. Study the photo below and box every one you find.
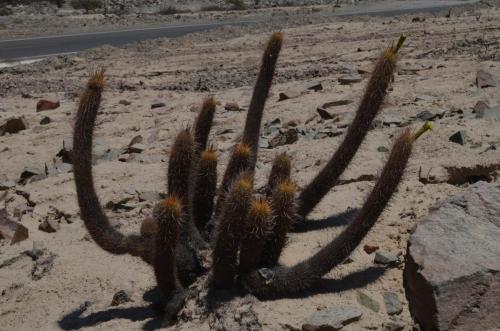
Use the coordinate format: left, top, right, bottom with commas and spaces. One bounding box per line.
1, 3, 499, 331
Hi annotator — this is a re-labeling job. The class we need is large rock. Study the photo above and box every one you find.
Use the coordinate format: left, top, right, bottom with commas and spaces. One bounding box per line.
404, 182, 500, 331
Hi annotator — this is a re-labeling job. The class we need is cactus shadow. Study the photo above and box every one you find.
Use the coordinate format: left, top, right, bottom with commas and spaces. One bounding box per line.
292, 208, 359, 233
264, 266, 387, 300
58, 288, 165, 330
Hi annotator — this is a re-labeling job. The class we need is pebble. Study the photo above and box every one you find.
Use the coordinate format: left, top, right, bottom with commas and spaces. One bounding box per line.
356, 291, 380, 312
338, 74, 363, 84
475, 106, 500, 119
38, 219, 60, 233
383, 292, 403, 315
448, 131, 467, 145
151, 102, 166, 109
374, 250, 399, 265
224, 102, 242, 111
39, 116, 51, 125
0, 116, 28, 136
307, 83, 323, 92
363, 244, 379, 254
476, 69, 499, 88
36, 99, 60, 112
302, 305, 363, 331
111, 290, 132, 306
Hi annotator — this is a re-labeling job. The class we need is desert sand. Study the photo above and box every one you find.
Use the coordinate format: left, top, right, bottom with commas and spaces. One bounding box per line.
1, 2, 499, 330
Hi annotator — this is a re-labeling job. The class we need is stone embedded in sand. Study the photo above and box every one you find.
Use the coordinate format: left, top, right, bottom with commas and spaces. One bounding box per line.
338, 74, 363, 85
416, 110, 437, 121
224, 102, 242, 111
268, 129, 298, 148
138, 191, 161, 202
374, 250, 399, 266
111, 290, 132, 306
472, 100, 490, 114
363, 244, 379, 254
36, 99, 60, 112
38, 219, 60, 233
307, 83, 323, 92
0, 116, 28, 136
128, 143, 146, 154
317, 107, 335, 120
302, 305, 363, 331
356, 291, 380, 312
151, 102, 166, 109
383, 292, 402, 316
19, 167, 44, 181
476, 69, 499, 88
128, 135, 143, 147
476, 106, 500, 120
448, 130, 467, 145
0, 208, 29, 244
404, 182, 500, 331
39, 116, 51, 125
278, 91, 300, 101
119, 100, 131, 106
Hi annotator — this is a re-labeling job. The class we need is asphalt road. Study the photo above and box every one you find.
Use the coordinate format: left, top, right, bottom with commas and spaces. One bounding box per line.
0, 0, 476, 62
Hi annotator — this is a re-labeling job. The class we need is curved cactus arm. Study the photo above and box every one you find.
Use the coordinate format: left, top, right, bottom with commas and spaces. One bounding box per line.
193, 97, 216, 156
297, 36, 406, 219
72, 69, 148, 260
244, 125, 427, 298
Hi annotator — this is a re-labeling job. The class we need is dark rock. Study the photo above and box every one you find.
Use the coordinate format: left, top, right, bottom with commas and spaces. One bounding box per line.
338, 74, 363, 84
56, 139, 73, 163
119, 100, 131, 106
38, 219, 60, 233
383, 321, 405, 331
0, 116, 28, 135
128, 143, 146, 154
128, 135, 143, 147
268, 129, 298, 148
322, 100, 353, 108
20, 167, 44, 181
383, 292, 402, 315
36, 99, 60, 112
151, 102, 166, 109
0, 208, 29, 244
416, 110, 437, 121
472, 100, 490, 114
278, 91, 300, 101
449, 131, 467, 145
314, 127, 342, 139
374, 250, 399, 266
0, 175, 16, 190
356, 291, 380, 312
475, 106, 500, 119
39, 116, 51, 125
302, 305, 363, 331
404, 182, 500, 331
317, 107, 335, 120
377, 146, 389, 153
476, 69, 499, 88
414, 95, 438, 102
224, 102, 242, 111
307, 83, 323, 92
111, 290, 132, 306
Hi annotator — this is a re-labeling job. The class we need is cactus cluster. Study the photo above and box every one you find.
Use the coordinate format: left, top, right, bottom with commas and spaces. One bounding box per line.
72, 32, 430, 325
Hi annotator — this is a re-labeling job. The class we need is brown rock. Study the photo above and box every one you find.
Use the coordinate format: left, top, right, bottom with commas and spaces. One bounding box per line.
38, 219, 60, 233
404, 182, 500, 331
36, 100, 60, 112
224, 102, 242, 111
363, 244, 379, 254
0, 209, 29, 244
0, 116, 28, 136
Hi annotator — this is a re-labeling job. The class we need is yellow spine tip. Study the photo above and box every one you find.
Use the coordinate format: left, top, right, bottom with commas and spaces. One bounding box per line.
271, 31, 284, 43
250, 198, 271, 217
234, 143, 252, 158
88, 68, 105, 88
201, 149, 218, 162
413, 121, 433, 141
278, 180, 297, 195
161, 196, 182, 214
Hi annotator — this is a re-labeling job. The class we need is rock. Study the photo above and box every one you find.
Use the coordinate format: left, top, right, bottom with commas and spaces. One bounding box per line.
56, 138, 73, 163
374, 250, 399, 266
416, 110, 437, 121
119, 99, 131, 106
307, 83, 323, 92
111, 290, 132, 306
414, 95, 438, 102
20, 167, 44, 181
0, 208, 29, 244
374, 113, 402, 128
36, 99, 60, 112
259, 137, 269, 149
128, 143, 146, 154
404, 182, 500, 331
0, 116, 28, 135
383, 292, 402, 315
475, 106, 500, 119
278, 91, 300, 101
338, 74, 363, 84
224, 102, 242, 111
128, 135, 143, 147
39, 116, 51, 125
302, 305, 363, 331
476, 69, 498, 88
151, 102, 166, 109
448, 130, 467, 145
0, 175, 16, 190
377, 146, 389, 153
38, 219, 60, 233
472, 100, 490, 114
322, 100, 353, 108
363, 244, 379, 254
383, 321, 405, 331
314, 127, 342, 139
418, 165, 449, 184
356, 291, 380, 312
317, 107, 335, 120
268, 129, 298, 148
